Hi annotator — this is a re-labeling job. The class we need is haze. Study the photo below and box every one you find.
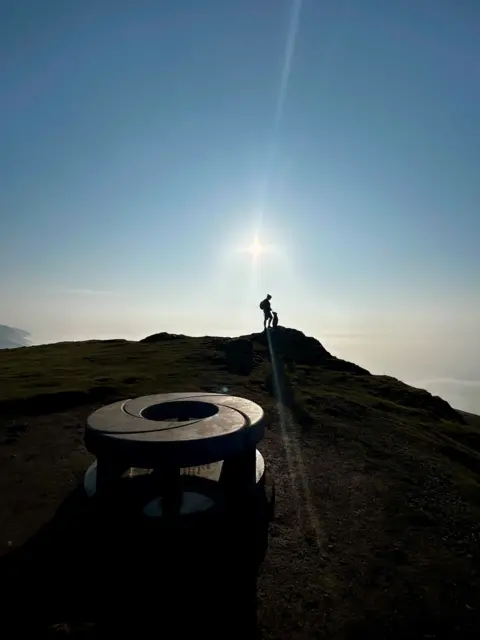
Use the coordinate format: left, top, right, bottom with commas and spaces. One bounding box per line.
1, 1, 479, 413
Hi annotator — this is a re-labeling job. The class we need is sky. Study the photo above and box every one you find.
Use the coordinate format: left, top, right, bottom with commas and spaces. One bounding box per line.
1, 0, 479, 412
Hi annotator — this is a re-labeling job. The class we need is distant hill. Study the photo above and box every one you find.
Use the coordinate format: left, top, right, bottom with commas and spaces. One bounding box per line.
0, 325, 31, 349
0, 327, 479, 638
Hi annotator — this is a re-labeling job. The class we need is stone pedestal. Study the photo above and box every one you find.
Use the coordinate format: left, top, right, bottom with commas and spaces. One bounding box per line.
82, 393, 274, 637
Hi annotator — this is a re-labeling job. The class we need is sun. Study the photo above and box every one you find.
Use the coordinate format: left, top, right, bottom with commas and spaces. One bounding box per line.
248, 238, 264, 257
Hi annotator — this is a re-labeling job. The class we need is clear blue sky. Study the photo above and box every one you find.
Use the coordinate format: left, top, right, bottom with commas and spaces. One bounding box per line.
1, 0, 479, 411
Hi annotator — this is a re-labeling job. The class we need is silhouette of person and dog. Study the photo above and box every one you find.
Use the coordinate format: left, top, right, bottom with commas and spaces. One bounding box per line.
259, 294, 279, 330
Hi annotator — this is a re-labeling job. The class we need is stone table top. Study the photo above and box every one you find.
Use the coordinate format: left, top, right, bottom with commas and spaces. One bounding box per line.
85, 392, 265, 469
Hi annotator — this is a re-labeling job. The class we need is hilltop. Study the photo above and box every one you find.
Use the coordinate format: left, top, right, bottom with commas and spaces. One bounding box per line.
1, 328, 479, 638
0, 324, 31, 350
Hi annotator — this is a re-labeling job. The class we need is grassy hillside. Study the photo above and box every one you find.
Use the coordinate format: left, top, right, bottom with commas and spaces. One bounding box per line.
1, 328, 479, 638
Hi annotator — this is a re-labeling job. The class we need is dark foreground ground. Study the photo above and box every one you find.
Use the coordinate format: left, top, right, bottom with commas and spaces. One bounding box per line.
0, 329, 479, 638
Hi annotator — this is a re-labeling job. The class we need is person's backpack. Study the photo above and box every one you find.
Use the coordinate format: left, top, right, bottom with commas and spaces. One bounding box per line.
259, 299, 267, 311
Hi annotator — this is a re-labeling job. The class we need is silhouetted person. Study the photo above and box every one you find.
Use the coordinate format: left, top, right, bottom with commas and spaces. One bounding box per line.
259, 295, 273, 330
272, 311, 278, 329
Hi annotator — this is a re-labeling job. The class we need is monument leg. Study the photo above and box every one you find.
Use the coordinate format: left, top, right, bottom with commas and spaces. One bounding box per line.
95, 456, 128, 494
220, 447, 257, 500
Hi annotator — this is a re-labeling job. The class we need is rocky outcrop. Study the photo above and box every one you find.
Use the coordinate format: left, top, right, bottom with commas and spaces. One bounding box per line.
374, 375, 466, 424
249, 327, 330, 365
140, 332, 186, 343
248, 327, 369, 374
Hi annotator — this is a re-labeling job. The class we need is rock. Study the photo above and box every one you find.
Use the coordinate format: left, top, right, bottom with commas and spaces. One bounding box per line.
140, 332, 186, 343
250, 327, 330, 366
224, 338, 254, 375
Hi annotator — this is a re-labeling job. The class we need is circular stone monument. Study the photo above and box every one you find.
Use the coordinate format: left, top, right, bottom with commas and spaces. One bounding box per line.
84, 392, 266, 517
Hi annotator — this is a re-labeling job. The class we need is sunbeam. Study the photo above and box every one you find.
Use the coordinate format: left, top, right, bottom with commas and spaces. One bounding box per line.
274, 0, 304, 142
266, 329, 324, 548
257, 0, 304, 226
